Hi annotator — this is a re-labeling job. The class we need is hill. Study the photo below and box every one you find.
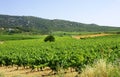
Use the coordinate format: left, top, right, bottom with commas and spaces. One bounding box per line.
0, 14, 120, 34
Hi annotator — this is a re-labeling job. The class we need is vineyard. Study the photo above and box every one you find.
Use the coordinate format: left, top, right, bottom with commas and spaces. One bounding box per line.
0, 34, 120, 76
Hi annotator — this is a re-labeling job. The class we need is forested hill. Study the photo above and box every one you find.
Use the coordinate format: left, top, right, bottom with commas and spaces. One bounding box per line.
0, 14, 120, 34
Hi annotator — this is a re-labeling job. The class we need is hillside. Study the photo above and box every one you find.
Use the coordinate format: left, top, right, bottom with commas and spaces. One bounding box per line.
0, 14, 120, 34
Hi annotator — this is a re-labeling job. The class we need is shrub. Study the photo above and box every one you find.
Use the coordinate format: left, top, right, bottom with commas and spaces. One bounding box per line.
44, 35, 55, 42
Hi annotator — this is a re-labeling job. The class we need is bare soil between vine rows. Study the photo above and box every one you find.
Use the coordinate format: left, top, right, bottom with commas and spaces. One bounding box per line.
0, 66, 77, 77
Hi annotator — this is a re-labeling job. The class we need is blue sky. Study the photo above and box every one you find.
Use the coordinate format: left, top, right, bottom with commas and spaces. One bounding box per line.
0, 0, 120, 27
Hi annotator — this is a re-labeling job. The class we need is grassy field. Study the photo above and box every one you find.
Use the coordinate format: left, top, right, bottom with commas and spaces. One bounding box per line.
0, 34, 41, 41
0, 34, 120, 77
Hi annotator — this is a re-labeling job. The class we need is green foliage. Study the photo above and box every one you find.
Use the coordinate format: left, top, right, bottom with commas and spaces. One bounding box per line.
0, 34, 120, 73
44, 35, 55, 42
0, 34, 39, 41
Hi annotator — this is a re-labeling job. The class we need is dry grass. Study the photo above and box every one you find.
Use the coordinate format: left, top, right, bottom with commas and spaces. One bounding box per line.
79, 59, 120, 77
0, 72, 5, 77
72, 33, 111, 39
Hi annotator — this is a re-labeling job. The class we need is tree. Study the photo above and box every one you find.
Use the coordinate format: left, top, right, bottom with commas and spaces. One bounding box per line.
44, 35, 55, 42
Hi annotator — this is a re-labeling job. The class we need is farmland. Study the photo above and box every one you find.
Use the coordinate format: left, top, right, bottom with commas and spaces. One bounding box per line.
0, 34, 120, 77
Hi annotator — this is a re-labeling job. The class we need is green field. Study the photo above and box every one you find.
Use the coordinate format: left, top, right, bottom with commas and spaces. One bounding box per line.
0, 34, 120, 76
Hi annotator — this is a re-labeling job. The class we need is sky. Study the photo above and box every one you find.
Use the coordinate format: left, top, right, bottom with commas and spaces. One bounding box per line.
0, 0, 120, 27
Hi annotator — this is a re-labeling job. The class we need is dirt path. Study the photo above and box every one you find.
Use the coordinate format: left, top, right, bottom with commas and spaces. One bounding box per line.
0, 67, 77, 77
72, 33, 111, 39
0, 67, 43, 77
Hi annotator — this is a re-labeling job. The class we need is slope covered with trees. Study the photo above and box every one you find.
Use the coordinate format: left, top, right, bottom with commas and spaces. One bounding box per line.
0, 14, 120, 34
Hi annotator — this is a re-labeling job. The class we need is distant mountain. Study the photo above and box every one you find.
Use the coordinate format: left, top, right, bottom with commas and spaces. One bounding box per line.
0, 14, 120, 34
